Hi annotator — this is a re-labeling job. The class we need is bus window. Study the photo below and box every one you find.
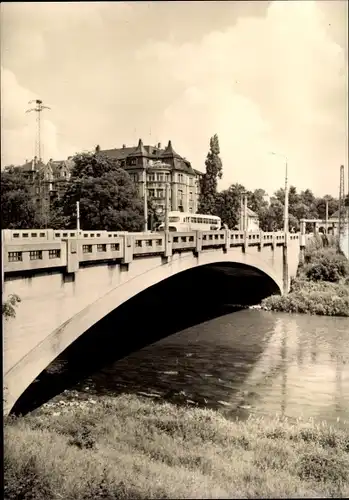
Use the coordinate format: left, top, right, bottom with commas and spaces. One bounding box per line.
169, 216, 180, 222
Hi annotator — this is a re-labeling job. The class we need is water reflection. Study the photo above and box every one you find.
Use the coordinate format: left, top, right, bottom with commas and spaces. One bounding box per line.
62, 311, 349, 426
15, 303, 349, 427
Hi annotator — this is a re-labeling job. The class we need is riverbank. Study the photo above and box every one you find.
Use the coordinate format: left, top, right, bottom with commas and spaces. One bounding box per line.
4, 394, 349, 499
261, 240, 349, 317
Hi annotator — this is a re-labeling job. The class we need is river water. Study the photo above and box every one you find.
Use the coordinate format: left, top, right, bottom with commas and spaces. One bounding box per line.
58, 309, 349, 427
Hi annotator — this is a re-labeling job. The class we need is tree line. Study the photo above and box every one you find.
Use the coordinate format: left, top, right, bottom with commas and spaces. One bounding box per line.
1, 154, 159, 232
199, 134, 343, 232
1, 138, 346, 232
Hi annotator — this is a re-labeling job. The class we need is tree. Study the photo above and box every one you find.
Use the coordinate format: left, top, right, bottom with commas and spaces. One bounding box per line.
198, 134, 223, 214
259, 198, 284, 231
215, 183, 246, 229
248, 188, 269, 222
51, 153, 144, 231
1, 171, 41, 229
315, 195, 339, 220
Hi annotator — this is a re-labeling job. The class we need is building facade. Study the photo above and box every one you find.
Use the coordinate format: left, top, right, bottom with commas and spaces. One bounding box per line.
6, 139, 203, 225
7, 156, 74, 225
99, 139, 203, 215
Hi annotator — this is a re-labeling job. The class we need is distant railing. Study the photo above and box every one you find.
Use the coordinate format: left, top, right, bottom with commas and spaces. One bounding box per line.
2, 229, 300, 275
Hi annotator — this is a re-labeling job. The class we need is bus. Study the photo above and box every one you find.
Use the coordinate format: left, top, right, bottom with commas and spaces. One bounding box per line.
157, 212, 221, 232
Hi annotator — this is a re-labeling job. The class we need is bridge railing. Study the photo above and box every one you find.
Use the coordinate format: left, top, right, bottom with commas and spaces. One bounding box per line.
2, 229, 299, 275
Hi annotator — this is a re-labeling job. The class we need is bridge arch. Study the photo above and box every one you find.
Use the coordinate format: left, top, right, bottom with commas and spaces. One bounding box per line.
4, 249, 282, 414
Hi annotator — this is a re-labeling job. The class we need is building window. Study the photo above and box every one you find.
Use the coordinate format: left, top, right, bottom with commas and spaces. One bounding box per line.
111, 243, 120, 251
130, 159, 136, 166
97, 244, 107, 252
83, 245, 93, 253
157, 189, 164, 198
178, 189, 183, 201
178, 174, 183, 183
147, 174, 155, 182
8, 252, 22, 262
189, 191, 193, 201
149, 189, 155, 197
30, 250, 42, 260
157, 173, 164, 182
49, 249, 61, 259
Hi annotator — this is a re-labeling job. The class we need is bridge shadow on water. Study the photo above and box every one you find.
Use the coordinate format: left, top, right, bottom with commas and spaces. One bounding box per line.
12, 263, 279, 416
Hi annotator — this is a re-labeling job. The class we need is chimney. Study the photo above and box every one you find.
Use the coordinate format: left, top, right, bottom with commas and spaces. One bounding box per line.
158, 143, 161, 149
122, 144, 126, 148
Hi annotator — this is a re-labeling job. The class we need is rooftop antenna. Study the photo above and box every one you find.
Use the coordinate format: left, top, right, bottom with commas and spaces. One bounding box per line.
25, 99, 51, 161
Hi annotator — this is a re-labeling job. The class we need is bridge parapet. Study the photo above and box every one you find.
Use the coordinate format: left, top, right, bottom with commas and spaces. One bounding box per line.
2, 229, 300, 276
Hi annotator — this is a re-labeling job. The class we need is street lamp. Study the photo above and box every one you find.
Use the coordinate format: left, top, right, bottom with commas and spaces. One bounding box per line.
143, 163, 148, 232
270, 151, 289, 234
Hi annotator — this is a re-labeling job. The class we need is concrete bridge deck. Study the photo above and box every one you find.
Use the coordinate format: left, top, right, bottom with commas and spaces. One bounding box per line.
2, 228, 301, 415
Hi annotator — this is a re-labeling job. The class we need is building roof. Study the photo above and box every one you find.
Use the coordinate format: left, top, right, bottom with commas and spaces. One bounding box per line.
20, 157, 46, 172
99, 140, 199, 175
160, 140, 182, 160
128, 139, 148, 157
246, 207, 258, 218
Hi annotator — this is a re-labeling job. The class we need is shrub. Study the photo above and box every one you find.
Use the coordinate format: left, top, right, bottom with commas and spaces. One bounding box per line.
2, 294, 21, 320
261, 282, 349, 317
297, 450, 348, 484
305, 253, 349, 282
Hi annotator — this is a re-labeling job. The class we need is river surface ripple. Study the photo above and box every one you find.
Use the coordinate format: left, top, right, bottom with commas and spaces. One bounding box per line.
64, 310, 349, 426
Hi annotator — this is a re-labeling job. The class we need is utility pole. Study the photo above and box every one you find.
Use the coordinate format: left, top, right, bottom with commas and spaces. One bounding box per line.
243, 192, 248, 232
26, 99, 51, 228
269, 151, 289, 234
143, 166, 148, 232
239, 194, 244, 231
164, 183, 170, 233
284, 157, 289, 234
325, 199, 329, 235
339, 165, 345, 236
76, 201, 80, 232
25, 99, 51, 161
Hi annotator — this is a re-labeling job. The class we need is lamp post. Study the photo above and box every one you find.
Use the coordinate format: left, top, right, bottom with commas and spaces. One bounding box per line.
164, 182, 170, 233
270, 152, 289, 234
143, 164, 148, 232
76, 201, 80, 232
270, 151, 289, 295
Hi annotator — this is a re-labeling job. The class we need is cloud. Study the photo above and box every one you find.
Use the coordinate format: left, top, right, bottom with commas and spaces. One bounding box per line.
1, 67, 78, 166
137, 0, 347, 195
1, 1, 347, 197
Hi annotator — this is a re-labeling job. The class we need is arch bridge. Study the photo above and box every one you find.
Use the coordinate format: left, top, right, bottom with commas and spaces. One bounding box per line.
2, 228, 301, 415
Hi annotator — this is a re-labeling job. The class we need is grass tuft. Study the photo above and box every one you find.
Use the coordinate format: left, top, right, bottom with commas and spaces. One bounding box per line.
4, 394, 349, 499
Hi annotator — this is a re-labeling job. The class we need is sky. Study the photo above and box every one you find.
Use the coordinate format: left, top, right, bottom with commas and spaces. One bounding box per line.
1, 1, 348, 197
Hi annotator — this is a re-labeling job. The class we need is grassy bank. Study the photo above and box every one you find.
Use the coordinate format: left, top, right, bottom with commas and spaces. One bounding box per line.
262, 236, 349, 316
4, 394, 349, 499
